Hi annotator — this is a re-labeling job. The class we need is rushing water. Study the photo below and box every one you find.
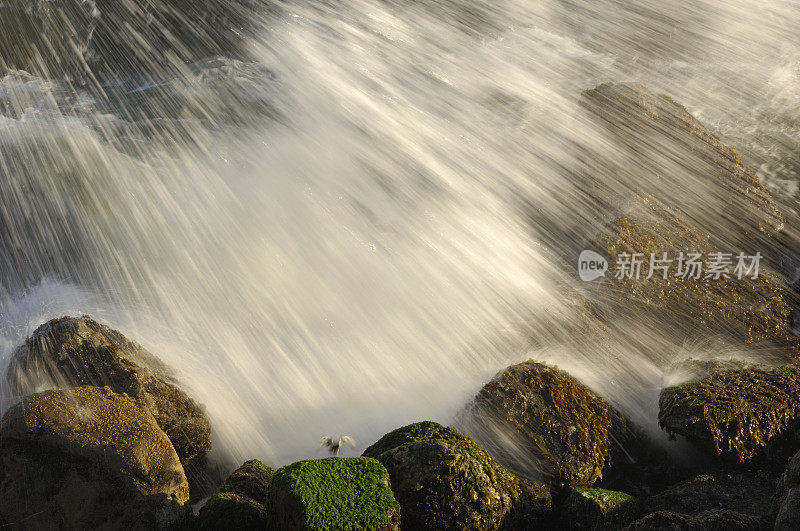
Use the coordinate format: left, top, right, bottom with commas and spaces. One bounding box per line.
0, 0, 798, 471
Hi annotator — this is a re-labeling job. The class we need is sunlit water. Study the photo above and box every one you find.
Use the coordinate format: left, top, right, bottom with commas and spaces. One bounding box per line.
0, 0, 798, 473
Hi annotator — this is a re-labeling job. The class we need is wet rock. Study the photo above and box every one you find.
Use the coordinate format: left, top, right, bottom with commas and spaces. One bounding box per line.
265, 456, 400, 530
590, 199, 797, 351
579, 82, 784, 246
634, 471, 776, 522
362, 420, 551, 530
6, 315, 211, 488
561, 487, 635, 530
196, 459, 273, 530
772, 448, 800, 530
659, 366, 800, 462
0, 386, 190, 529
0, 0, 260, 80
463, 360, 615, 489
621, 510, 764, 531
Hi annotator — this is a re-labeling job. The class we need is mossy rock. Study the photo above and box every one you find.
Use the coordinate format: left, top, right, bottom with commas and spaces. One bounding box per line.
6, 315, 212, 493
561, 487, 634, 529
659, 366, 800, 462
465, 361, 614, 489
265, 457, 400, 530
196, 459, 274, 530
363, 421, 550, 530
0, 386, 190, 528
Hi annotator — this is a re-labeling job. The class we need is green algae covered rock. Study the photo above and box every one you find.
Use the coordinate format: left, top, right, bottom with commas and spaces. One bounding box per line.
265, 456, 400, 530
363, 421, 550, 530
659, 366, 800, 462
0, 386, 189, 529
196, 459, 273, 530
562, 487, 635, 530
6, 316, 211, 487
467, 361, 614, 488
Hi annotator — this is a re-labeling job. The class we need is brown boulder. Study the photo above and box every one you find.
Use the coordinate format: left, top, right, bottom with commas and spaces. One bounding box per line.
0, 386, 190, 529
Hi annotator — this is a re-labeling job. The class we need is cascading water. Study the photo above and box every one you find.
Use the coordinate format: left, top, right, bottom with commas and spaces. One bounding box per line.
0, 0, 798, 473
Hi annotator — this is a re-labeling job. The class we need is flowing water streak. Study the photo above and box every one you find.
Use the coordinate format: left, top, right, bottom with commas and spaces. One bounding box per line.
0, 0, 797, 468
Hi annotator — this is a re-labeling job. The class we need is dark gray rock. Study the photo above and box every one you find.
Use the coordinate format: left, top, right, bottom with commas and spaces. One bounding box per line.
772, 448, 800, 530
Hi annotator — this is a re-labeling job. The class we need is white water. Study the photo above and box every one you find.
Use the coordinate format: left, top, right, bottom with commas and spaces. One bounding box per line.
0, 0, 798, 470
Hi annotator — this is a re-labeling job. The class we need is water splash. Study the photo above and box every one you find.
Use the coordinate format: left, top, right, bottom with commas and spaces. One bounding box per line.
0, 0, 797, 470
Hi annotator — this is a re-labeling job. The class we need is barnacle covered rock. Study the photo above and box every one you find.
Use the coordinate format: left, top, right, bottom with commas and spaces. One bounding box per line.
590, 200, 796, 351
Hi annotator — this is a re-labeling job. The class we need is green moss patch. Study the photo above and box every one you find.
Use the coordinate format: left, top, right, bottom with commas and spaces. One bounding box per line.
265, 457, 399, 530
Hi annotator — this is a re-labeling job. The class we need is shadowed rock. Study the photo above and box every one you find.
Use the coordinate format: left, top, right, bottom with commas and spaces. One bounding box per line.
196, 459, 273, 530
0, 386, 190, 529
6, 315, 211, 490
772, 448, 800, 530
621, 509, 764, 531
561, 487, 635, 530
659, 366, 800, 463
363, 421, 551, 530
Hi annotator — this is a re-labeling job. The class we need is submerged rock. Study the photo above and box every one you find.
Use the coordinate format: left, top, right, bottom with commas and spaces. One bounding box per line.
579, 82, 784, 245
659, 366, 800, 462
561, 487, 635, 530
772, 448, 800, 530
464, 361, 615, 488
362, 421, 550, 530
196, 459, 273, 530
6, 315, 211, 485
590, 199, 797, 351
0, 0, 260, 80
265, 457, 400, 531
0, 386, 190, 529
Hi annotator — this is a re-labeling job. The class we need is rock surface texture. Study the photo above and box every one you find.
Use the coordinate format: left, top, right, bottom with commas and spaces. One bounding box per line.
0, 386, 189, 529
6, 315, 211, 479
363, 421, 550, 530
